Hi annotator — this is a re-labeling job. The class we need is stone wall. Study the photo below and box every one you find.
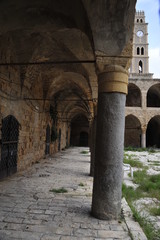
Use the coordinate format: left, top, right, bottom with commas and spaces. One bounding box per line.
0, 66, 55, 171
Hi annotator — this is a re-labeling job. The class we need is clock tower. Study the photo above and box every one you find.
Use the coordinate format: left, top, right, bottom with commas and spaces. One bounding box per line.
130, 11, 150, 75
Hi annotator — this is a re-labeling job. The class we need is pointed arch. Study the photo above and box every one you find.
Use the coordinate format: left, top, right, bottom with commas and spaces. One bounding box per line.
125, 115, 141, 147
147, 83, 160, 107
147, 115, 160, 148
126, 83, 141, 107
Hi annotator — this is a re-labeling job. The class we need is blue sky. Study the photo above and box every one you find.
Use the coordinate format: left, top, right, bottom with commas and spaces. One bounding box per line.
136, 0, 160, 78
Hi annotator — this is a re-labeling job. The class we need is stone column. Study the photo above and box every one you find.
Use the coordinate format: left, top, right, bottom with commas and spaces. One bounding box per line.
90, 115, 97, 176
141, 127, 146, 148
92, 65, 128, 220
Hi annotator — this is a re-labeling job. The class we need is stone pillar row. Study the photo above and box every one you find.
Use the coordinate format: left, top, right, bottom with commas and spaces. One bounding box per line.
92, 65, 128, 220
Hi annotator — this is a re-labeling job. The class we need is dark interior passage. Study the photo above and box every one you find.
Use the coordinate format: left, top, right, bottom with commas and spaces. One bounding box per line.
70, 114, 89, 147
147, 84, 160, 107
147, 116, 160, 148
79, 131, 88, 147
126, 83, 141, 107
125, 115, 141, 147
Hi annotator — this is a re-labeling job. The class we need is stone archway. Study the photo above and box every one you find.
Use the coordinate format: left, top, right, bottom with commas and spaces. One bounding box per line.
125, 115, 141, 147
147, 116, 160, 148
126, 83, 141, 107
147, 84, 160, 107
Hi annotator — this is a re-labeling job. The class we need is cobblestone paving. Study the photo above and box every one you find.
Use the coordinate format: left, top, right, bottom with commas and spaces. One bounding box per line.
0, 147, 131, 240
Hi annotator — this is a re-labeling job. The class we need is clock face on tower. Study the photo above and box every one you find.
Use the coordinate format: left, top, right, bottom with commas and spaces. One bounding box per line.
137, 30, 144, 37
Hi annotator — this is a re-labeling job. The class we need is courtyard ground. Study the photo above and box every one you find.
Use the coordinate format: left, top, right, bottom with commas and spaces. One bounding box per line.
0, 147, 147, 240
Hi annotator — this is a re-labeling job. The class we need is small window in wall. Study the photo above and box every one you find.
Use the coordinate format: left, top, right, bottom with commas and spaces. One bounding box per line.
137, 47, 140, 55
141, 47, 144, 55
140, 19, 143, 23
139, 60, 143, 73
137, 19, 139, 23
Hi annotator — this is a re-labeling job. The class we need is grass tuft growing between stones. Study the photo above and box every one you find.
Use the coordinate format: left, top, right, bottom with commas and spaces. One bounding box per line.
124, 146, 157, 153
130, 204, 160, 240
49, 187, 68, 193
123, 184, 160, 239
123, 164, 160, 239
124, 154, 144, 168
133, 171, 160, 200
122, 184, 144, 202
149, 206, 160, 216
123, 170, 160, 201
80, 150, 89, 154
79, 182, 85, 187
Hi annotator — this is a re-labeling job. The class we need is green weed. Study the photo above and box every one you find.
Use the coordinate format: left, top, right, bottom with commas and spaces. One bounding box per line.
79, 182, 85, 187
49, 187, 68, 193
124, 146, 157, 153
124, 157, 144, 168
80, 150, 89, 154
122, 184, 144, 203
130, 204, 160, 240
149, 206, 160, 216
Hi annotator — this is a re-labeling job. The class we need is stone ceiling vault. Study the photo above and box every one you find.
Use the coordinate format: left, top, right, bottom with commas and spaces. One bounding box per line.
0, 0, 136, 122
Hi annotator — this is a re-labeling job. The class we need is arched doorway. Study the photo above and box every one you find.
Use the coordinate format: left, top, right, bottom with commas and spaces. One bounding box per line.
126, 83, 141, 107
147, 84, 160, 107
125, 115, 141, 147
70, 114, 89, 147
45, 125, 50, 155
147, 116, 160, 148
0, 115, 19, 179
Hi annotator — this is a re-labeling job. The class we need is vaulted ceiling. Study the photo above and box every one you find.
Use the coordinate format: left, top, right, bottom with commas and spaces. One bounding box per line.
0, 0, 136, 122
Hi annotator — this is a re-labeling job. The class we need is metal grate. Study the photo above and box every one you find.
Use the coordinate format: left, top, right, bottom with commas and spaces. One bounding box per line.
0, 115, 19, 179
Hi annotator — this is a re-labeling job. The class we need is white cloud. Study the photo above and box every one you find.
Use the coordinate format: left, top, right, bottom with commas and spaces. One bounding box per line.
149, 48, 160, 78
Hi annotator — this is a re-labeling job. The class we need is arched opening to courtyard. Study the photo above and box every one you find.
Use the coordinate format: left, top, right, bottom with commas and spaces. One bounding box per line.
126, 83, 141, 107
146, 116, 160, 148
147, 84, 160, 107
125, 115, 141, 147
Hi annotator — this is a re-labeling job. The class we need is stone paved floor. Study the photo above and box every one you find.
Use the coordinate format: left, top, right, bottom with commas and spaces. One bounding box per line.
0, 147, 132, 240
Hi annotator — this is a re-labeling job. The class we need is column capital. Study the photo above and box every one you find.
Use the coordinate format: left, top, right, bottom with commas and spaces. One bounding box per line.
96, 56, 131, 73
141, 125, 147, 133
98, 64, 129, 94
